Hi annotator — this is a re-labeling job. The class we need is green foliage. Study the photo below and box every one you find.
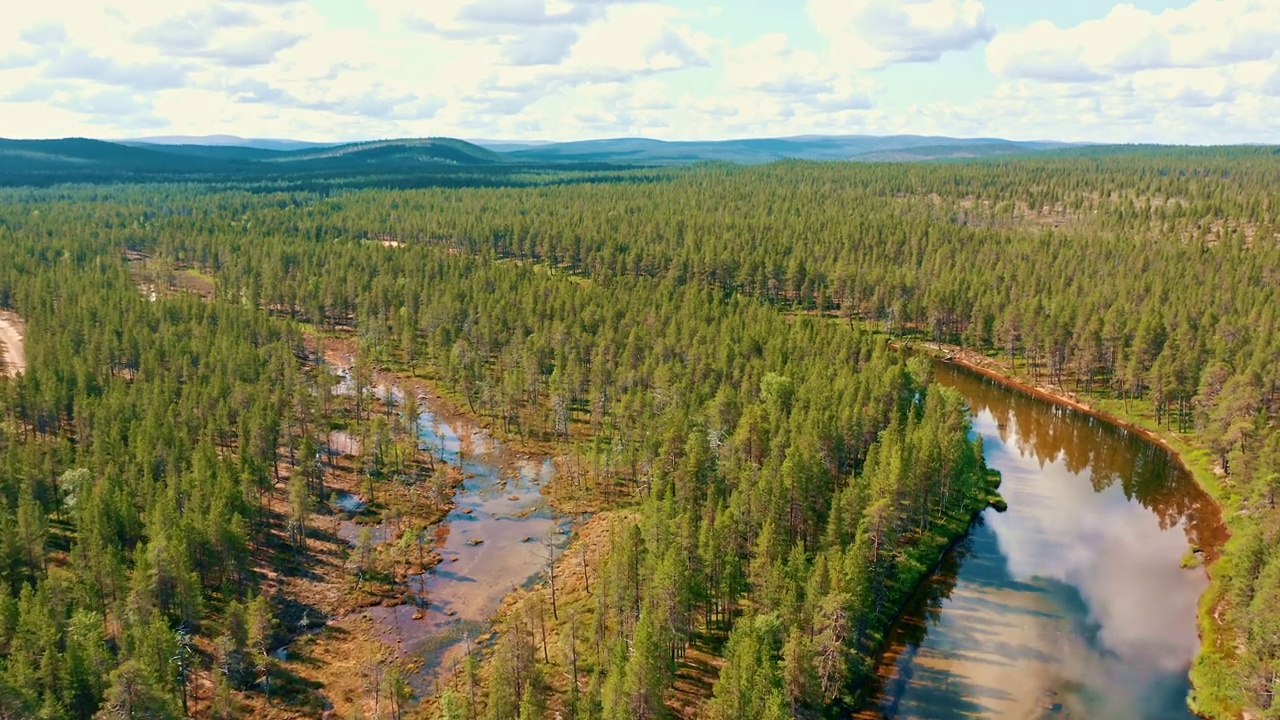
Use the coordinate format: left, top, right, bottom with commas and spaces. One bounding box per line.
95, 659, 181, 720
705, 614, 788, 720
0, 148, 1276, 718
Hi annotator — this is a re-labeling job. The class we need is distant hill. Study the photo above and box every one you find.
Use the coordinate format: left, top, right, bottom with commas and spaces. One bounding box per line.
465, 140, 555, 152
0, 133, 1110, 188
497, 135, 1079, 165
264, 138, 506, 168
128, 135, 339, 152
119, 137, 506, 167
0, 137, 519, 187
847, 141, 1065, 162
0, 138, 235, 174
122, 144, 292, 162
126, 133, 1078, 164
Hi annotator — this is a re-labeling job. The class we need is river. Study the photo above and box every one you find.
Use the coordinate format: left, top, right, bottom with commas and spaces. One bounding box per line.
859, 362, 1227, 719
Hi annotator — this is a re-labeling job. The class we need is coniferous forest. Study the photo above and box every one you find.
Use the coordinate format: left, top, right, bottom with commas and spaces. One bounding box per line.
0, 148, 1277, 719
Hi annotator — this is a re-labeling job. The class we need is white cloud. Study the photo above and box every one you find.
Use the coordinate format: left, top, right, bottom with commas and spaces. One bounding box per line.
0, 0, 1277, 143
500, 27, 580, 66
956, 0, 1280, 142
562, 4, 712, 73
382, 0, 596, 32
370, 0, 655, 69
988, 0, 1280, 82
0, 0, 447, 137
1133, 67, 1238, 108
807, 0, 994, 70
724, 34, 875, 113
727, 34, 836, 96
858, 71, 1280, 145
45, 48, 192, 91
20, 22, 69, 46
987, 20, 1106, 83
438, 2, 714, 126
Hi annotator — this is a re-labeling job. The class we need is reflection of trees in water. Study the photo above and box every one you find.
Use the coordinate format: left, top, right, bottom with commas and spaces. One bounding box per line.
857, 367, 1224, 718
936, 364, 1227, 555
907, 535, 973, 648
852, 533, 973, 715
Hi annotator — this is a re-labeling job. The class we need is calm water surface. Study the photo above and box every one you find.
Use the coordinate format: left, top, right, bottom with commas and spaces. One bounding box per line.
861, 363, 1226, 720
325, 357, 575, 691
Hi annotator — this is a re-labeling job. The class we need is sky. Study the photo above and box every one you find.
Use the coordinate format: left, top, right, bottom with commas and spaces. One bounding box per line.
2, 0, 1280, 143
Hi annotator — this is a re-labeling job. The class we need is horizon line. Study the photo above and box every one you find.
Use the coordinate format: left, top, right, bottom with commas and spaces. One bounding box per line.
7, 134, 1276, 149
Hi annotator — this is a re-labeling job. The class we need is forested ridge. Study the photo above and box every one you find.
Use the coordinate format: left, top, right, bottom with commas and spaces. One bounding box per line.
0, 134, 1082, 186
0, 148, 1275, 718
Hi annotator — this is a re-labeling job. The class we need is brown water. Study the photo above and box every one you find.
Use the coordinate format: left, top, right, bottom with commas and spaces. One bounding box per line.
859, 362, 1227, 720
371, 405, 574, 691
326, 357, 575, 691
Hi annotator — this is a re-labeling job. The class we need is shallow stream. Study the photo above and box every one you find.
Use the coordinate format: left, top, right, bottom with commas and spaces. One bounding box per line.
327, 360, 574, 691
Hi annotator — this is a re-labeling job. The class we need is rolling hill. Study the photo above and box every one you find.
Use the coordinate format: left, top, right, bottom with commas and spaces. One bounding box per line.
127, 135, 339, 151
0, 137, 521, 187
494, 135, 1078, 164
0, 133, 1098, 187
126, 132, 1078, 165
262, 138, 507, 167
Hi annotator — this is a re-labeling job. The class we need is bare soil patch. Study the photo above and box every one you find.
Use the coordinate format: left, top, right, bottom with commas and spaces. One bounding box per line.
125, 255, 216, 301
0, 310, 26, 377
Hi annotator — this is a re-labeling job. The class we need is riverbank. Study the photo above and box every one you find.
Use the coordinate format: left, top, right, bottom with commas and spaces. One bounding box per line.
915, 342, 1231, 515
888, 337, 1240, 719
850, 467, 1005, 718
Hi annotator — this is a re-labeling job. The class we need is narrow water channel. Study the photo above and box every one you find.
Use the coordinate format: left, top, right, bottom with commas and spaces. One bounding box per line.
859, 362, 1227, 719
376, 408, 573, 680
326, 357, 574, 690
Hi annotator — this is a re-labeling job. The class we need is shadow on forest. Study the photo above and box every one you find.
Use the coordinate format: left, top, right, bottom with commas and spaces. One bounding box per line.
275, 594, 331, 648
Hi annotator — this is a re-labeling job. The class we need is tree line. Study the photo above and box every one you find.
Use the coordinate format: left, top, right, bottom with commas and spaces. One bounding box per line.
0, 147, 1276, 717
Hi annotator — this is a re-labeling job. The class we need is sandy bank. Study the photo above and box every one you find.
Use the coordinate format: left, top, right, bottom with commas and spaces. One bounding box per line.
0, 311, 26, 377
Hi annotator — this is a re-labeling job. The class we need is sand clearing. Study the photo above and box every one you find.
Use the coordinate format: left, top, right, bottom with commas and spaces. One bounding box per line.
0, 311, 25, 377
